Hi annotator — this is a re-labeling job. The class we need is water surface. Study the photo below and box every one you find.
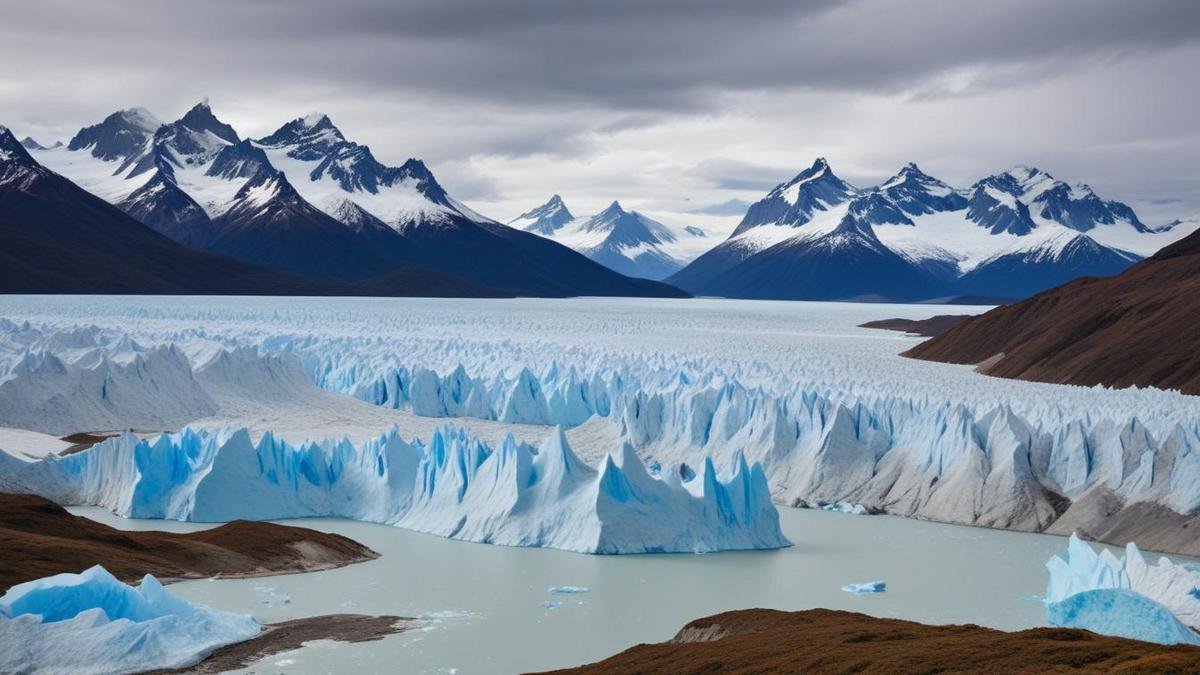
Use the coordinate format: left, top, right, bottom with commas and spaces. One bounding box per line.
78, 506, 1082, 674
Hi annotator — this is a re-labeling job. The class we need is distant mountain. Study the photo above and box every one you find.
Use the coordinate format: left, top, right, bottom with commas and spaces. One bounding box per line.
687, 198, 751, 217
254, 114, 686, 297
669, 158, 1181, 302
25, 106, 687, 298
512, 197, 710, 280
508, 194, 573, 234
18, 137, 59, 151
693, 213, 948, 301
906, 225, 1200, 394
0, 126, 501, 297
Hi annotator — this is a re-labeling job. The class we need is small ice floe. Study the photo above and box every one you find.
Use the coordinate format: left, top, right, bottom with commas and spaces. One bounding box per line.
842, 580, 886, 594
254, 585, 292, 606
541, 600, 565, 609
819, 501, 872, 515
548, 586, 589, 594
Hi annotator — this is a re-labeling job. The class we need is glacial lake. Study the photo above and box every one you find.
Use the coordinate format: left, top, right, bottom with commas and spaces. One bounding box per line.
77, 505, 1094, 674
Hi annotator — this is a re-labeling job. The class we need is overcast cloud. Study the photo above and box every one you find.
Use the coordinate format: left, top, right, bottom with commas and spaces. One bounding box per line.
1, 0, 1197, 229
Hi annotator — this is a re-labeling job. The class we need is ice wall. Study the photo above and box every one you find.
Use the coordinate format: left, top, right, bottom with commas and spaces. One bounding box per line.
3, 315, 1199, 541
0, 425, 790, 555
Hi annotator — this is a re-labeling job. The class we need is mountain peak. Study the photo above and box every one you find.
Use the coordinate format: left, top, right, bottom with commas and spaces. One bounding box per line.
301, 112, 331, 128
602, 200, 626, 214
0, 126, 39, 170
20, 136, 46, 150
512, 194, 575, 234
177, 101, 239, 144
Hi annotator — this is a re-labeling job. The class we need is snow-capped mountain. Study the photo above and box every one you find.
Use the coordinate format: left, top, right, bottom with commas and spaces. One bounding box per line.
671, 159, 1188, 301
509, 194, 573, 234
0, 125, 366, 295
23, 105, 686, 298
513, 197, 710, 280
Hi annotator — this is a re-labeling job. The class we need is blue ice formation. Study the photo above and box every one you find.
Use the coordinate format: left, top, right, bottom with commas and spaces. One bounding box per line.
1047, 588, 1200, 646
4, 318, 1200, 541
841, 580, 886, 594
548, 586, 589, 594
820, 501, 872, 515
0, 425, 790, 555
1045, 534, 1200, 645
0, 565, 259, 674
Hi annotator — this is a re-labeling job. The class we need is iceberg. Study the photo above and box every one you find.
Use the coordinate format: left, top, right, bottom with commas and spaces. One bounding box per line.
0, 425, 790, 555
0, 565, 260, 675
1045, 534, 1200, 644
841, 580, 886, 594
820, 501, 872, 515
548, 586, 589, 594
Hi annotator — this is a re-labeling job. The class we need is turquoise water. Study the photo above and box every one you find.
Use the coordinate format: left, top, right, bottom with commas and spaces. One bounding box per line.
77, 505, 1081, 674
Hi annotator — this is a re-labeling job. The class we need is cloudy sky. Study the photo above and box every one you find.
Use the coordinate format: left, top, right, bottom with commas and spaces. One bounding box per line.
2, 0, 1198, 231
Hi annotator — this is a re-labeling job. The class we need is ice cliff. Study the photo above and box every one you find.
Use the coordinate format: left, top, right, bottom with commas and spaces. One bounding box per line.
0, 565, 260, 674
0, 425, 789, 554
1045, 534, 1200, 645
2, 314, 1199, 547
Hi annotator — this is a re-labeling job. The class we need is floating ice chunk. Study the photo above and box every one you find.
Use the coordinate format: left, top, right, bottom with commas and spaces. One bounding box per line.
1, 425, 790, 555
820, 501, 872, 515
0, 565, 259, 674
548, 586, 589, 594
841, 580, 886, 594
1045, 534, 1200, 634
1048, 588, 1200, 645
541, 600, 565, 609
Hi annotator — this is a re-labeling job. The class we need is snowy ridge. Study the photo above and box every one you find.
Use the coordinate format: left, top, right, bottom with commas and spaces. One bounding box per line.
514, 197, 710, 280
673, 158, 1197, 300
0, 565, 260, 674
2, 312, 1199, 541
0, 425, 789, 554
1044, 534, 1200, 644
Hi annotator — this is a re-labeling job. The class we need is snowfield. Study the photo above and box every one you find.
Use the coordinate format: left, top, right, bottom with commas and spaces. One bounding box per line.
1, 296, 1198, 548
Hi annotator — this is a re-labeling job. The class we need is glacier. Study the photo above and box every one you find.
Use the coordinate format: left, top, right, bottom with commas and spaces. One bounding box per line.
1, 297, 1199, 552
0, 565, 260, 675
1044, 534, 1200, 645
0, 425, 790, 554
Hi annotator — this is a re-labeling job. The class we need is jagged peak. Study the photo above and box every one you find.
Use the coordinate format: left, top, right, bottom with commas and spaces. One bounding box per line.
600, 200, 627, 216
301, 111, 331, 128
176, 101, 239, 144
0, 126, 35, 163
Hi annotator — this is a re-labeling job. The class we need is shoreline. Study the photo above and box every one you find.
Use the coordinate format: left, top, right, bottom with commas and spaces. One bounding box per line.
542, 608, 1200, 673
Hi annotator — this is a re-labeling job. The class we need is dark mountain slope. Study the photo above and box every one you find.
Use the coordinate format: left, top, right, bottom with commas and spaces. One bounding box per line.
905, 227, 1200, 393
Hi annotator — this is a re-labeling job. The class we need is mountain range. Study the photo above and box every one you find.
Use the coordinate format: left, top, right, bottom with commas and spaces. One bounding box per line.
509, 196, 711, 280
13, 103, 685, 298
668, 159, 1194, 301
0, 126, 507, 296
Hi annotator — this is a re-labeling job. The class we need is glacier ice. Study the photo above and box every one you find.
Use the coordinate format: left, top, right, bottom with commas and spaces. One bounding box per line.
548, 586, 589, 594
1046, 589, 1200, 646
1044, 534, 1200, 644
0, 425, 790, 555
2, 299, 1199, 545
841, 580, 886, 594
819, 501, 872, 515
0, 565, 260, 675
